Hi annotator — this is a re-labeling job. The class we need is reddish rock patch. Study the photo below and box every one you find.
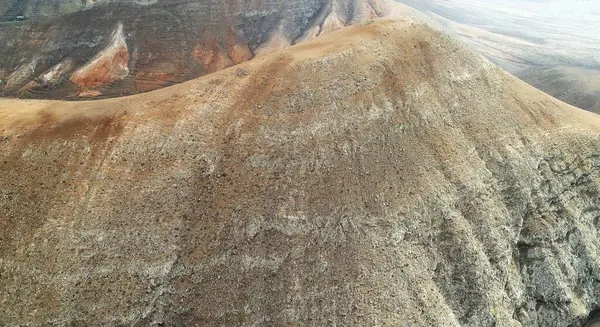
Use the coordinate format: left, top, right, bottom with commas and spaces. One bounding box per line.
193, 38, 233, 73
70, 23, 130, 91
226, 28, 253, 65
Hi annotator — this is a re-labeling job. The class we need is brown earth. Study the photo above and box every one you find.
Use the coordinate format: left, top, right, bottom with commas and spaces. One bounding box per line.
1, 19, 600, 326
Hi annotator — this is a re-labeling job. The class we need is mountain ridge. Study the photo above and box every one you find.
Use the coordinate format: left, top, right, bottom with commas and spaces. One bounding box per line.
1, 18, 600, 326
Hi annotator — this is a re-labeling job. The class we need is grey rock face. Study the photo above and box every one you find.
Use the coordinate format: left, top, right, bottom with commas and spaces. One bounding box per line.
0, 19, 599, 326
0, 0, 152, 19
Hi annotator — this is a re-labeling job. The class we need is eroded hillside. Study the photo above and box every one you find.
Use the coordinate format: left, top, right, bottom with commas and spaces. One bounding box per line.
1, 19, 600, 326
0, 0, 408, 99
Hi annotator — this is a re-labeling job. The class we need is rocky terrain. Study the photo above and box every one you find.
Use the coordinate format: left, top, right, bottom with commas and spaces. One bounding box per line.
0, 0, 408, 99
1, 19, 600, 326
396, 0, 600, 113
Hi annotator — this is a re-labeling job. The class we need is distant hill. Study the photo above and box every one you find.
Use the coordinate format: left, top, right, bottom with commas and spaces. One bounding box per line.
396, 0, 600, 113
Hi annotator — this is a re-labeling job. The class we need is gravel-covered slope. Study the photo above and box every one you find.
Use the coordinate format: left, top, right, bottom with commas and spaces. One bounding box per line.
1, 19, 600, 326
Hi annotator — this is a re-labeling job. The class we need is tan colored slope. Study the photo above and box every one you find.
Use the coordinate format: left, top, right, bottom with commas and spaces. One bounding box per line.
1, 19, 600, 327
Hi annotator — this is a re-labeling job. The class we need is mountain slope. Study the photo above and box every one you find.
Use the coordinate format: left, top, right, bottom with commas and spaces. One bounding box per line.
1, 19, 600, 326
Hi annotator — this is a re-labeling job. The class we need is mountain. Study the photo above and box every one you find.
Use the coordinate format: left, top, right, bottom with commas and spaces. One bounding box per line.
1, 19, 600, 326
0, 0, 408, 99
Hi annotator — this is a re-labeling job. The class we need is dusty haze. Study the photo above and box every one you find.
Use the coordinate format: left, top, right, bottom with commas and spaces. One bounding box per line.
397, 0, 600, 113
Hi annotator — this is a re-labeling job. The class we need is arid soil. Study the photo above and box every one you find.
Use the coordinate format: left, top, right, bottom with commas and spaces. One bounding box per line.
1, 19, 600, 326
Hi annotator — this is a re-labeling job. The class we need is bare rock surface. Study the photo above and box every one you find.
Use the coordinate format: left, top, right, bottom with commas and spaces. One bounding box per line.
1, 19, 600, 326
